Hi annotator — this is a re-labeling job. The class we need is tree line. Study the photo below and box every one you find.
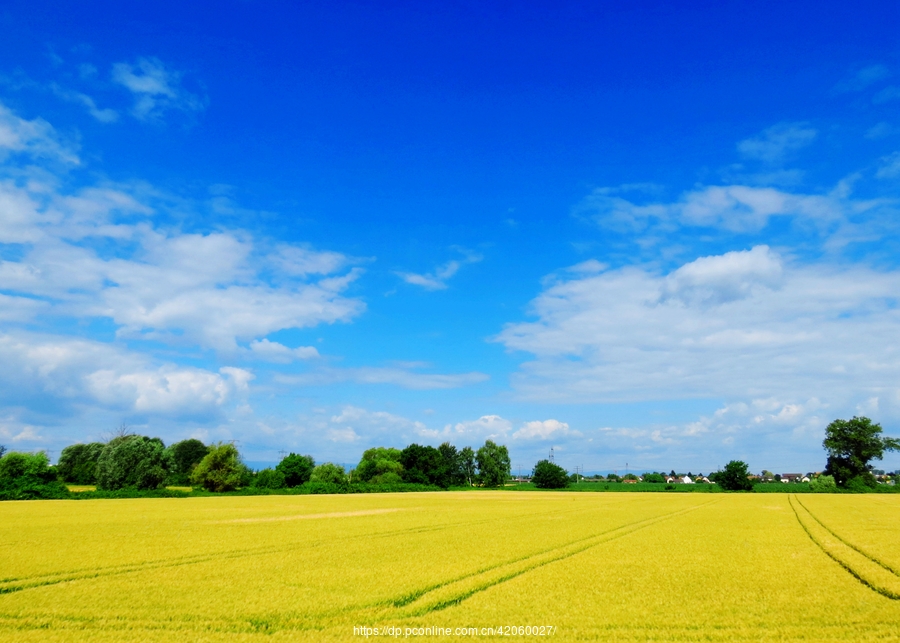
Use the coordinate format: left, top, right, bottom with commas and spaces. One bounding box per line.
0, 431, 513, 499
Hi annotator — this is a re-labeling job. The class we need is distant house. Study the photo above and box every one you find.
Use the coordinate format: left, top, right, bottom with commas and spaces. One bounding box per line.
623, 478, 638, 484
781, 473, 803, 482
682, 475, 694, 484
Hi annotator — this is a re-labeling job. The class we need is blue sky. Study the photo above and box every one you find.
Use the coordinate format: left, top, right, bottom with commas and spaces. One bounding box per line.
1, 0, 899, 474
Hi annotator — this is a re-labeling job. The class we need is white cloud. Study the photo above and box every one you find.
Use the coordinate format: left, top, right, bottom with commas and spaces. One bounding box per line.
0, 175, 366, 351
0, 332, 249, 419
513, 419, 580, 441
578, 181, 856, 235
396, 249, 483, 290
737, 122, 817, 164
0, 102, 79, 164
248, 339, 319, 362
111, 57, 206, 121
276, 365, 488, 390
495, 247, 900, 414
438, 415, 512, 441
661, 245, 783, 305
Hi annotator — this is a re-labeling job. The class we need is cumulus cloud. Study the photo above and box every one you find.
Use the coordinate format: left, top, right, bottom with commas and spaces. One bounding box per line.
111, 57, 206, 121
495, 247, 900, 413
0, 332, 250, 419
737, 122, 817, 164
512, 419, 580, 441
396, 249, 483, 290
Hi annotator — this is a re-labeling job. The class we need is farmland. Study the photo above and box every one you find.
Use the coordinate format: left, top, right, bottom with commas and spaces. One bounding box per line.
2, 493, 900, 641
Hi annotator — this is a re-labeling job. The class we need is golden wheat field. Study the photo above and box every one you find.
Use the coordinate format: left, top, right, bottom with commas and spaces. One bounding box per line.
2, 492, 900, 642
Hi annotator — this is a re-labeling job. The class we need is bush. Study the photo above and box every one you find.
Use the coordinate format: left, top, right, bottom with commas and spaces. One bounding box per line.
809, 475, 837, 493
643, 472, 666, 483
254, 468, 286, 489
310, 463, 347, 485
190, 443, 248, 492
532, 459, 569, 489
370, 471, 402, 485
56, 443, 104, 484
275, 453, 315, 487
96, 436, 170, 491
0, 451, 69, 500
0, 451, 53, 482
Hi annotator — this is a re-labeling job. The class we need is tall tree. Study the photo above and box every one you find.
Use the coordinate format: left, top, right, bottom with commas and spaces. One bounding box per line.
166, 439, 210, 484
57, 442, 104, 484
475, 440, 511, 488
438, 442, 463, 486
400, 443, 446, 487
275, 453, 315, 487
823, 416, 900, 487
96, 436, 170, 491
458, 446, 476, 486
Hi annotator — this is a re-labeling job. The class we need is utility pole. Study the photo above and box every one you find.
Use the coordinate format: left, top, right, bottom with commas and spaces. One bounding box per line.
549, 446, 555, 463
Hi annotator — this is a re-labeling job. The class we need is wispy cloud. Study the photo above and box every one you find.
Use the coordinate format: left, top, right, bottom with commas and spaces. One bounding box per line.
833, 64, 891, 93
50, 84, 118, 123
275, 364, 488, 390
737, 122, 817, 164
0, 102, 79, 164
395, 248, 483, 290
111, 57, 206, 121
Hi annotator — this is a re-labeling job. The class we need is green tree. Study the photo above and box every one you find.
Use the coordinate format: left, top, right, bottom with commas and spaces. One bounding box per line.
56, 443, 104, 484
531, 459, 569, 489
711, 460, 753, 491
355, 447, 404, 483
310, 462, 347, 485
475, 440, 511, 487
165, 439, 209, 485
607, 473, 621, 482
438, 442, 465, 486
458, 446, 476, 486
823, 416, 900, 488
400, 443, 447, 487
276, 453, 315, 487
254, 468, 286, 489
643, 472, 666, 483
190, 442, 247, 492
96, 436, 170, 491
